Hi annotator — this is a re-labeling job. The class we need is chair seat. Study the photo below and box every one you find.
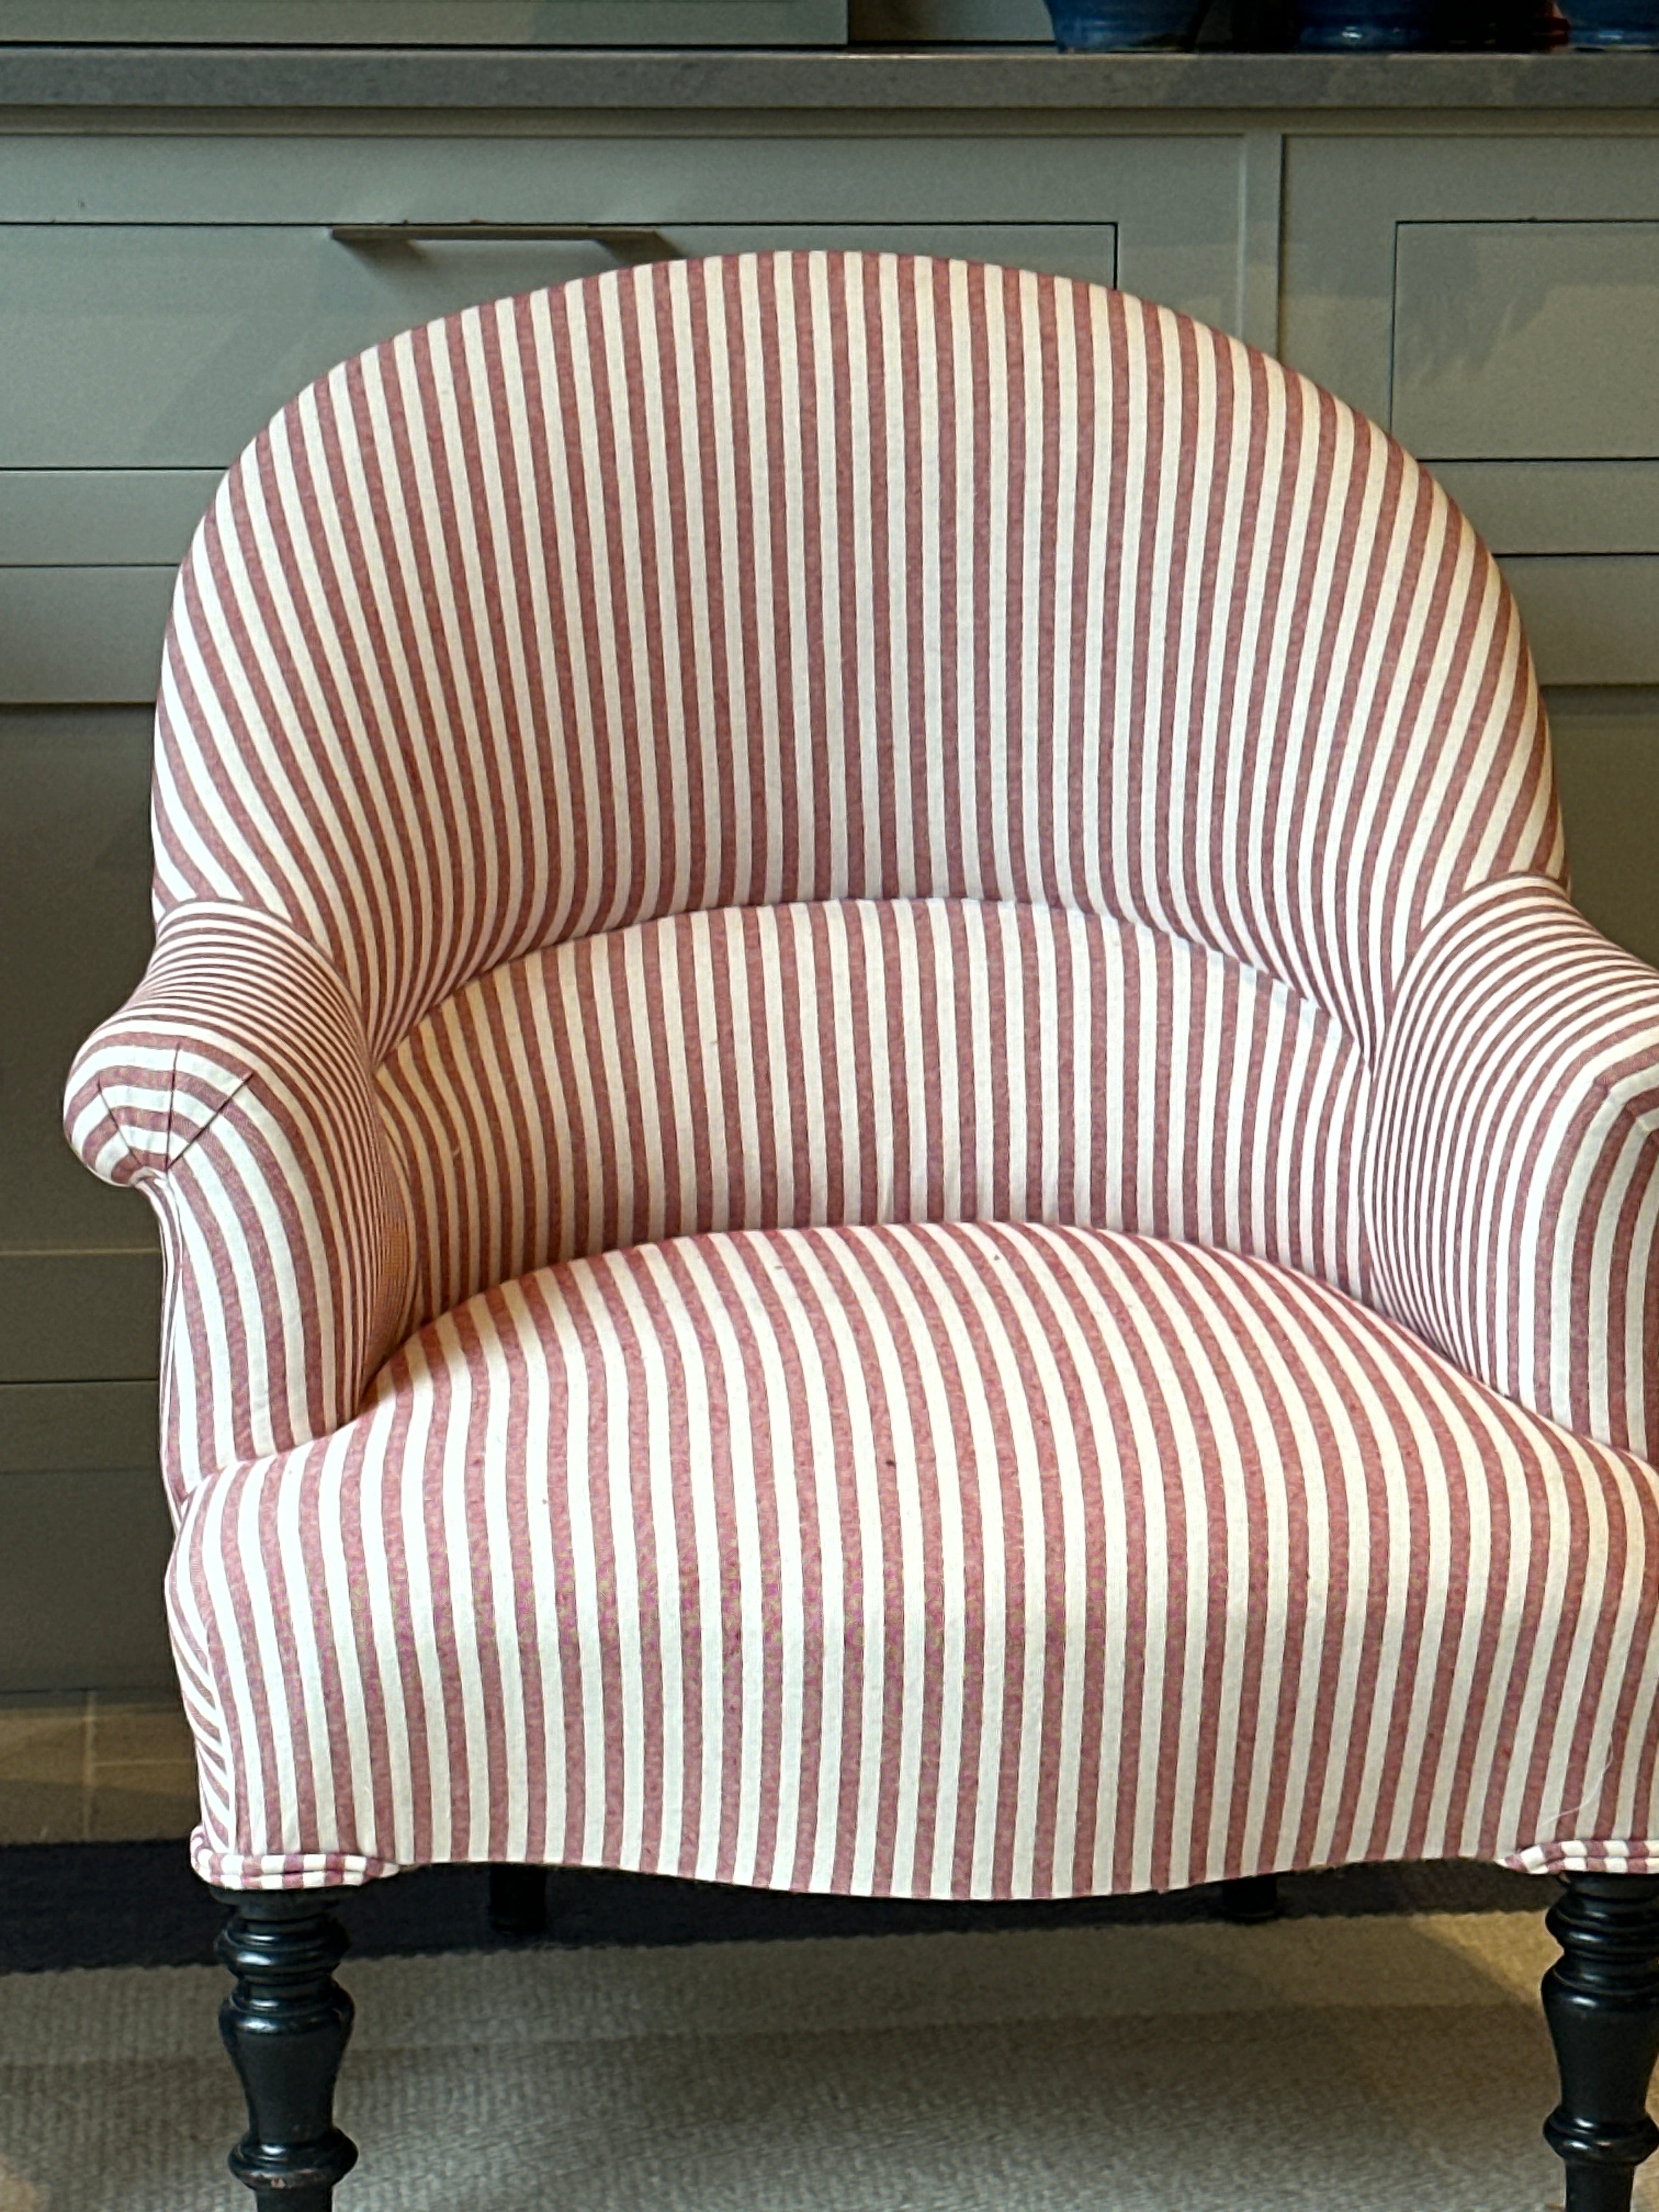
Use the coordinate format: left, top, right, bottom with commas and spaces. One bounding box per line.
170, 1219, 1659, 1895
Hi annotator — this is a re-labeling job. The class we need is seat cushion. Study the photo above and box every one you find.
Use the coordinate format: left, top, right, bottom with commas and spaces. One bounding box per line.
169, 1221, 1659, 1893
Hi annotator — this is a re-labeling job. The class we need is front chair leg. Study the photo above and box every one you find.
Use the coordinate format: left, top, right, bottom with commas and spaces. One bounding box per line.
1544, 1873, 1659, 2212
212, 1887, 358, 2212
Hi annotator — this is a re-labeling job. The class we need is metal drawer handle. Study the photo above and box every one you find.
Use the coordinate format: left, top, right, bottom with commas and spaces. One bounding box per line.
330, 222, 678, 258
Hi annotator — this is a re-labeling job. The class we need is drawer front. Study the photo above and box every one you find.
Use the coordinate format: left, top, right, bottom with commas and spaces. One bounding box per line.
0, 572, 176, 703
0, 221, 1116, 474
0, 1383, 156, 1477
0, 218, 1113, 698
1549, 693, 1659, 974
1283, 143, 1659, 607
0, 0, 847, 42
0, 472, 221, 568
0, 1254, 162, 1386
0, 1464, 173, 1692
1434, 462, 1659, 557
1392, 221, 1659, 462
1503, 557, 1659, 687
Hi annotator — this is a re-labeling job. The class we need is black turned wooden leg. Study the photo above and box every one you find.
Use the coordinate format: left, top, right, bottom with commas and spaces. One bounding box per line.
1543, 1874, 1659, 2212
1214, 1873, 1282, 1924
212, 1888, 358, 2212
488, 1864, 549, 1937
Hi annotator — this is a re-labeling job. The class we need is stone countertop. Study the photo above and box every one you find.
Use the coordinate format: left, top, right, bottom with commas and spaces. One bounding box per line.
0, 44, 1656, 110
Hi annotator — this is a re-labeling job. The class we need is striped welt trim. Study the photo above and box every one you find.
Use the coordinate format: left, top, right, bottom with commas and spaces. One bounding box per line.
377, 898, 1370, 1331
170, 1223, 1659, 1893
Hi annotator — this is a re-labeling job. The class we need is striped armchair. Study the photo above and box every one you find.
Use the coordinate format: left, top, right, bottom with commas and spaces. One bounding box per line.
65, 253, 1659, 2210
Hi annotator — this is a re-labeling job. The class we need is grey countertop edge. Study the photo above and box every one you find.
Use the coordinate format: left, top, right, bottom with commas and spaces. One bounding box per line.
0, 46, 1656, 110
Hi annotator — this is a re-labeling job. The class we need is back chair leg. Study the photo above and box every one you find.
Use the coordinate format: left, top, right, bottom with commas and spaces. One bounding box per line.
212, 1886, 358, 2212
488, 1864, 550, 1937
1543, 1872, 1659, 2212
1214, 1874, 1282, 1923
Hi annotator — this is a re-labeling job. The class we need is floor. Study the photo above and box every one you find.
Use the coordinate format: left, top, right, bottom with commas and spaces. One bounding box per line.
0, 1691, 195, 1844
0, 1902, 1629, 2212
0, 1742, 1602, 2211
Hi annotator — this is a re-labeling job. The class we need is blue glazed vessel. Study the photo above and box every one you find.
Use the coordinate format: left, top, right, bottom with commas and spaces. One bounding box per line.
1046, 0, 1207, 47
1561, 0, 1659, 40
1309, 0, 1433, 38
1296, 0, 1435, 41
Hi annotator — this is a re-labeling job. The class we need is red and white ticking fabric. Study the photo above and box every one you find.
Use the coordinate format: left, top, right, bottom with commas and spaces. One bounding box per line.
65, 253, 1659, 1894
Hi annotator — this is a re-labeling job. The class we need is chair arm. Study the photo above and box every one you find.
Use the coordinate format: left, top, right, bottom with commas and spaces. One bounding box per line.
64, 903, 411, 1502
1365, 876, 1659, 1458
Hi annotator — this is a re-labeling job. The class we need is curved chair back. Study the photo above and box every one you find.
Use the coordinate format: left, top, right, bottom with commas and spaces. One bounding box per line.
153, 251, 1559, 1067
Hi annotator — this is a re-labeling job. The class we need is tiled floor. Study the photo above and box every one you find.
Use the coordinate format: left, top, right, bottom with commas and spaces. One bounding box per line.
0, 1692, 195, 1844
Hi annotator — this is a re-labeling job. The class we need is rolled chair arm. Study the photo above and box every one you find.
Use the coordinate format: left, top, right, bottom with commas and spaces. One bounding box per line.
1366, 876, 1659, 1458
64, 902, 411, 1503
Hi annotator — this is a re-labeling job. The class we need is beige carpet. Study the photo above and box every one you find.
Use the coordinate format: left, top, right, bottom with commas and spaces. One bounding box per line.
0, 1910, 1647, 2211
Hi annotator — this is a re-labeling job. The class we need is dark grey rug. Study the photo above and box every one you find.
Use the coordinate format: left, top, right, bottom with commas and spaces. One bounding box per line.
0, 1841, 1553, 1972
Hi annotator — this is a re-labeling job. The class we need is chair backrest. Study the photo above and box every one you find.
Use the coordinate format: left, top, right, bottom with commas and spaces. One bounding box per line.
153, 251, 1561, 1075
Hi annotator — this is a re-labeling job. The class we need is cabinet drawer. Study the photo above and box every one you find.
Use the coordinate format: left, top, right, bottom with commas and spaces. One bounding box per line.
1504, 557, 1659, 686
1434, 461, 1659, 557
1392, 222, 1659, 462
0, 1, 847, 42
0, 473, 219, 568
0, 221, 1115, 474
0, 1255, 162, 1386
0, 1464, 173, 1692
1549, 695, 1659, 973
0, 1385, 156, 1479
0, 572, 176, 703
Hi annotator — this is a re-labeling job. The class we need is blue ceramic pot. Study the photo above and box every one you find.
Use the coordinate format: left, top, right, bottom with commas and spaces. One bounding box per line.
1046, 0, 1207, 47
1296, 0, 1435, 40
1561, 0, 1659, 40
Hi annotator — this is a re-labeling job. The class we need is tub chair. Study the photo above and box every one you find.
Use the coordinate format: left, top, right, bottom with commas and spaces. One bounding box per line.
65, 252, 1659, 2210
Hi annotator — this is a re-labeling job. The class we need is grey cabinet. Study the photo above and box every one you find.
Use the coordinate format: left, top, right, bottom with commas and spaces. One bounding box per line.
1279, 127, 1659, 995
0, 702, 167, 1686
1390, 219, 1659, 683
1391, 220, 1659, 461
0, 212, 1124, 700
0, 118, 1244, 1691
4, 80, 1659, 1690
0, 2, 850, 42
0, 217, 1121, 473
1281, 134, 1659, 699
0, 129, 1242, 726
0, 707, 156, 1330
1549, 689, 1659, 968
1429, 461, 1659, 556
